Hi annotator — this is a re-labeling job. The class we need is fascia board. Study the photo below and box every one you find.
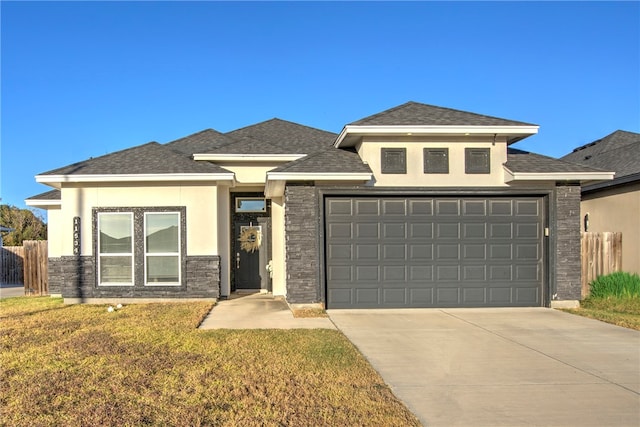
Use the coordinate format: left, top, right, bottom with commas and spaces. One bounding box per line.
193, 154, 306, 162
504, 169, 615, 183
335, 125, 539, 147
25, 199, 61, 208
267, 172, 373, 181
36, 173, 236, 185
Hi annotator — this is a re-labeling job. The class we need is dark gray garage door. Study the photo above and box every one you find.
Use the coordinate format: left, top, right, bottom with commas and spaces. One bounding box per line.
325, 196, 545, 308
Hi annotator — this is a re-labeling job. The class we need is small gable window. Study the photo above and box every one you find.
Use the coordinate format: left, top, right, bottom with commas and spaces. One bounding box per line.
465, 148, 491, 174
381, 148, 407, 174
424, 148, 449, 174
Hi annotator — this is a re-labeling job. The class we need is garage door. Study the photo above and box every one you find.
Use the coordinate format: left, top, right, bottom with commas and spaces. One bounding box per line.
325, 196, 545, 308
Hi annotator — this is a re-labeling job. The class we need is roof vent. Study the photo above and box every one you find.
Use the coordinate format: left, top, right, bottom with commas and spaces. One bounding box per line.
584, 155, 592, 160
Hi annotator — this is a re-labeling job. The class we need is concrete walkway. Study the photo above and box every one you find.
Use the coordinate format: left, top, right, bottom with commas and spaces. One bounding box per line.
198, 292, 335, 329
329, 308, 640, 427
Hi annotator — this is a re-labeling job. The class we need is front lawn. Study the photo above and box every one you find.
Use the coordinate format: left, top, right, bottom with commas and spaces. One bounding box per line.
0, 297, 420, 426
562, 296, 640, 330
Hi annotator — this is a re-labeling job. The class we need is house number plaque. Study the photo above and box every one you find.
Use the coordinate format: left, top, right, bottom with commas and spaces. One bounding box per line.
73, 217, 81, 255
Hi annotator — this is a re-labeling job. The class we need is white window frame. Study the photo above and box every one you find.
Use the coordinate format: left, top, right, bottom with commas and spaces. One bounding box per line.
97, 212, 134, 286
144, 211, 181, 286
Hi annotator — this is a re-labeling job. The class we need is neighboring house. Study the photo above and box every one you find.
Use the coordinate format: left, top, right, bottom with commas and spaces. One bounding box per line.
561, 130, 640, 275
26, 102, 612, 308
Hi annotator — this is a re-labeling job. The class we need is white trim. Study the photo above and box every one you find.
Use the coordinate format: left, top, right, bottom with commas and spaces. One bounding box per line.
266, 172, 373, 181
25, 199, 61, 207
36, 173, 236, 188
98, 212, 134, 287
334, 125, 539, 147
193, 153, 306, 162
144, 211, 181, 287
503, 168, 615, 183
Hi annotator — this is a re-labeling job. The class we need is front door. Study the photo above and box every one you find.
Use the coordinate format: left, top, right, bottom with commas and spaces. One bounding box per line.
233, 222, 261, 290
231, 193, 270, 292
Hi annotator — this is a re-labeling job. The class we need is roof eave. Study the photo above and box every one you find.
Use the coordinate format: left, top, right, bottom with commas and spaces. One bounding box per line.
334, 125, 539, 148
36, 173, 237, 188
25, 199, 62, 208
265, 171, 373, 198
193, 154, 306, 162
503, 168, 615, 184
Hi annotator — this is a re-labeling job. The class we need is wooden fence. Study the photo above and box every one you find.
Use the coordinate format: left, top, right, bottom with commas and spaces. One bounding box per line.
1, 246, 24, 284
1, 240, 48, 295
581, 232, 622, 297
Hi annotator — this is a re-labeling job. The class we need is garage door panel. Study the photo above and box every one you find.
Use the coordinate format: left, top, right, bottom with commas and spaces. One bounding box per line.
356, 244, 379, 260
325, 196, 544, 308
355, 199, 379, 215
409, 200, 433, 215
411, 223, 434, 238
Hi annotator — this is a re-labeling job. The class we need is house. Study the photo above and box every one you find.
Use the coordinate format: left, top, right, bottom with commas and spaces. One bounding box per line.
26, 102, 613, 308
561, 130, 640, 275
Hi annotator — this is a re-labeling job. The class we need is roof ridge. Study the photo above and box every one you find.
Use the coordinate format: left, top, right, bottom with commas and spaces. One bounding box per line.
165, 128, 224, 145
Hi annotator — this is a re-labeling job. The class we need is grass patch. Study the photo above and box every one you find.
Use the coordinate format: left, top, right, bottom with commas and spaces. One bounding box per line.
563, 272, 640, 330
291, 307, 329, 318
1, 297, 420, 426
562, 296, 640, 330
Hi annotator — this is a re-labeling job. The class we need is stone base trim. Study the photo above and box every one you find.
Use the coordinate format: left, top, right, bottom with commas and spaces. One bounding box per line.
551, 300, 580, 309
63, 297, 217, 305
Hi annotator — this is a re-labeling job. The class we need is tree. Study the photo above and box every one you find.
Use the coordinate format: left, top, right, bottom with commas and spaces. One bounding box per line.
0, 205, 47, 246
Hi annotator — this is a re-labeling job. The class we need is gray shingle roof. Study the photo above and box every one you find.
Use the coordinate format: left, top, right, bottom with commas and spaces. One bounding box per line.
164, 129, 235, 155
560, 130, 640, 179
26, 189, 61, 200
203, 136, 292, 155
271, 147, 372, 174
505, 148, 606, 174
350, 101, 537, 127
225, 118, 336, 154
41, 142, 231, 175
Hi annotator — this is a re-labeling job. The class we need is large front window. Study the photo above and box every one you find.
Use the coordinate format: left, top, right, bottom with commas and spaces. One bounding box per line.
145, 212, 180, 285
98, 213, 133, 285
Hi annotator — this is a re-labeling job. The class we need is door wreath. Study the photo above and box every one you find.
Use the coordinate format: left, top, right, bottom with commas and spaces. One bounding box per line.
238, 226, 261, 253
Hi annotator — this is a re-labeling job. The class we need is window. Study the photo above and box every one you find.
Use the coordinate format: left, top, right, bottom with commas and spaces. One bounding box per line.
98, 212, 133, 285
424, 148, 449, 174
236, 198, 266, 213
381, 148, 407, 174
145, 212, 180, 285
465, 148, 491, 174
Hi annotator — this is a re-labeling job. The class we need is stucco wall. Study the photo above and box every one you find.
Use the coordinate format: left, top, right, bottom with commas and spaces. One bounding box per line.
356, 135, 509, 187
46, 207, 63, 258
581, 182, 640, 275
58, 182, 219, 257
270, 196, 286, 296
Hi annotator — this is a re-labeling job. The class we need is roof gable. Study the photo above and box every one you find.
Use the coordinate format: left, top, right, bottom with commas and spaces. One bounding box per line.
41, 142, 231, 176
271, 147, 372, 174
164, 129, 234, 155
350, 101, 536, 127
561, 130, 640, 178
226, 118, 336, 154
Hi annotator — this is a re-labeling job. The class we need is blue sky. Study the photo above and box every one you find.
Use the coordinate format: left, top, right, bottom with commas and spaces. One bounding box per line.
2, 1, 639, 210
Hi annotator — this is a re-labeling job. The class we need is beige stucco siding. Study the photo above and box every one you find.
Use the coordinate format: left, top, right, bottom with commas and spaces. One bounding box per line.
270, 196, 286, 296
58, 183, 220, 257
581, 183, 640, 274
46, 207, 63, 258
356, 136, 509, 187
215, 162, 282, 184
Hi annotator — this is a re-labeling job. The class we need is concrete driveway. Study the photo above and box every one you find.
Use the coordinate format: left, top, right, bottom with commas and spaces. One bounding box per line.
328, 308, 640, 427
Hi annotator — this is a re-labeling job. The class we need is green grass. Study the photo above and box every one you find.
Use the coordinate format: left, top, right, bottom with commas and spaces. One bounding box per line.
588, 271, 640, 299
562, 272, 640, 330
0, 297, 420, 426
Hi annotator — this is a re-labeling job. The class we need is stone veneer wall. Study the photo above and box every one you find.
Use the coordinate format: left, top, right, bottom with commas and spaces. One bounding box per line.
48, 255, 220, 300
554, 184, 582, 300
284, 185, 320, 304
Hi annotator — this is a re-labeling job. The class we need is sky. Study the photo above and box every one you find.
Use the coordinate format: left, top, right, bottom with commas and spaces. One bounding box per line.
1, 1, 639, 211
